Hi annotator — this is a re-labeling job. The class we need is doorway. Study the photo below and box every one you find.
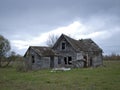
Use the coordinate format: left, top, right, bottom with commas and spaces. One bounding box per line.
64, 57, 67, 64
90, 58, 93, 66
83, 55, 87, 67
68, 56, 72, 64
31, 55, 35, 64
50, 57, 54, 68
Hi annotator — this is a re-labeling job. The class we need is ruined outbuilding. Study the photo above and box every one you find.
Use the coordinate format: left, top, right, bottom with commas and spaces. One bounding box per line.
24, 34, 103, 70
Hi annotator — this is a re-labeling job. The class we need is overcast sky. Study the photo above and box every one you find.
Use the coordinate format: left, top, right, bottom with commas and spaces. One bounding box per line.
0, 0, 120, 55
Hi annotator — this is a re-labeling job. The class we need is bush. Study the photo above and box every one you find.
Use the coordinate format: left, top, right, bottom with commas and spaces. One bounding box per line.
15, 59, 28, 72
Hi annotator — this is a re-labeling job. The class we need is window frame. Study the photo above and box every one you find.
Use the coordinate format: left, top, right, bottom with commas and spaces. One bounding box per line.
61, 41, 66, 50
64, 56, 72, 65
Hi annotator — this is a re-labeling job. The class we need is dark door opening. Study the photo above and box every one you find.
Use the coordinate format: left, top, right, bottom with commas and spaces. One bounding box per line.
64, 57, 67, 64
32, 55, 35, 63
68, 56, 72, 65
90, 58, 92, 66
50, 57, 54, 68
83, 55, 87, 67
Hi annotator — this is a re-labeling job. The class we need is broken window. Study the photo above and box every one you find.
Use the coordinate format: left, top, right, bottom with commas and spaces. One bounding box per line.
61, 42, 66, 50
64, 56, 72, 65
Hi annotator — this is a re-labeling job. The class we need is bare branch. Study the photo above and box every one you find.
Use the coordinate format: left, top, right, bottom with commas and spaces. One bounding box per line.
46, 34, 59, 47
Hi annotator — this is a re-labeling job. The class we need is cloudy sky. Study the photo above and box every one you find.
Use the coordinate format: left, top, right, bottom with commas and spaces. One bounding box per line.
0, 0, 120, 55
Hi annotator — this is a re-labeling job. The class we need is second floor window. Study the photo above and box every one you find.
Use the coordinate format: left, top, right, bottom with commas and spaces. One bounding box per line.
61, 42, 66, 50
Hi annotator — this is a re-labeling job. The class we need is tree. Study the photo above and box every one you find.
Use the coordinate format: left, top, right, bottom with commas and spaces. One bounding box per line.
0, 35, 11, 67
46, 34, 59, 47
4, 51, 16, 67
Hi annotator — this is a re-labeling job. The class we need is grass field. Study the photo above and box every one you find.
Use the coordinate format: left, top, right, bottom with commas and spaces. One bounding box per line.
0, 61, 120, 90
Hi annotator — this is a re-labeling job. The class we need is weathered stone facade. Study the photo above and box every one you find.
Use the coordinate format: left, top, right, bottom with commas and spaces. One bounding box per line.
24, 34, 103, 70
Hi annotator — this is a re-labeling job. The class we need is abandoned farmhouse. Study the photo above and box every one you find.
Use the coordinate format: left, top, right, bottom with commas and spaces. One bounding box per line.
24, 34, 103, 70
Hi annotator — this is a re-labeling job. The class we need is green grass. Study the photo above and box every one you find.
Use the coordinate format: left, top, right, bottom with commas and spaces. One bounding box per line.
0, 61, 120, 90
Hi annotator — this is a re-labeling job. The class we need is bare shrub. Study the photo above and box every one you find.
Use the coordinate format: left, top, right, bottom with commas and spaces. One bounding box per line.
15, 59, 28, 72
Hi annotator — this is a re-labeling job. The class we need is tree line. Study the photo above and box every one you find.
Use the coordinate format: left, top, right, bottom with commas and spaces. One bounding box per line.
103, 53, 120, 61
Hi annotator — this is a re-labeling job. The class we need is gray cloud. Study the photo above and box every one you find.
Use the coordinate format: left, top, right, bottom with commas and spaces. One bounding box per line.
1, 0, 120, 25
0, 0, 120, 55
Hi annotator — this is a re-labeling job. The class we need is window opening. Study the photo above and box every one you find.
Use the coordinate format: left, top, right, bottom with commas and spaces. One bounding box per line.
32, 55, 35, 63
62, 42, 66, 50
